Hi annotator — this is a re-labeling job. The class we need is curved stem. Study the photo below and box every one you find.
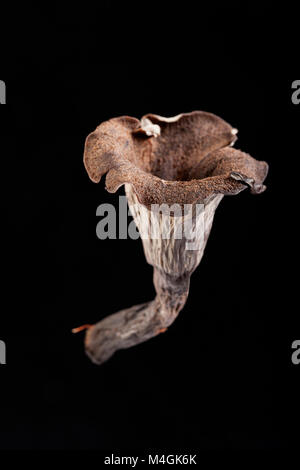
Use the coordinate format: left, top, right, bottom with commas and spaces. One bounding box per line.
85, 270, 190, 365
84, 185, 222, 365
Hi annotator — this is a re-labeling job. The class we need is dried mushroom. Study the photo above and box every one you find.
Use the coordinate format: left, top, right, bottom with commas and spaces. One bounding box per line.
78, 111, 268, 365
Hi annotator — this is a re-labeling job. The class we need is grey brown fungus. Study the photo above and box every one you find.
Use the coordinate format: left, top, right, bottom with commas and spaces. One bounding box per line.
77, 111, 268, 365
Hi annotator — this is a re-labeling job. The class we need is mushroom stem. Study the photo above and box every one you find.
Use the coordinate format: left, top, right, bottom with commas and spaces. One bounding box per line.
84, 185, 223, 365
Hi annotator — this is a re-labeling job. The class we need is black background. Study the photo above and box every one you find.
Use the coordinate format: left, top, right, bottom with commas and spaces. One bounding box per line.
0, 0, 298, 453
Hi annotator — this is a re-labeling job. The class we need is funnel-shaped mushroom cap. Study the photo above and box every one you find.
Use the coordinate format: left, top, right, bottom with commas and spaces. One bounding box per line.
84, 111, 268, 207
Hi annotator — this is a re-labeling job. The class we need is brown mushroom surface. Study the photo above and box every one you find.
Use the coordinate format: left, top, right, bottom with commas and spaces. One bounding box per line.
80, 111, 268, 364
